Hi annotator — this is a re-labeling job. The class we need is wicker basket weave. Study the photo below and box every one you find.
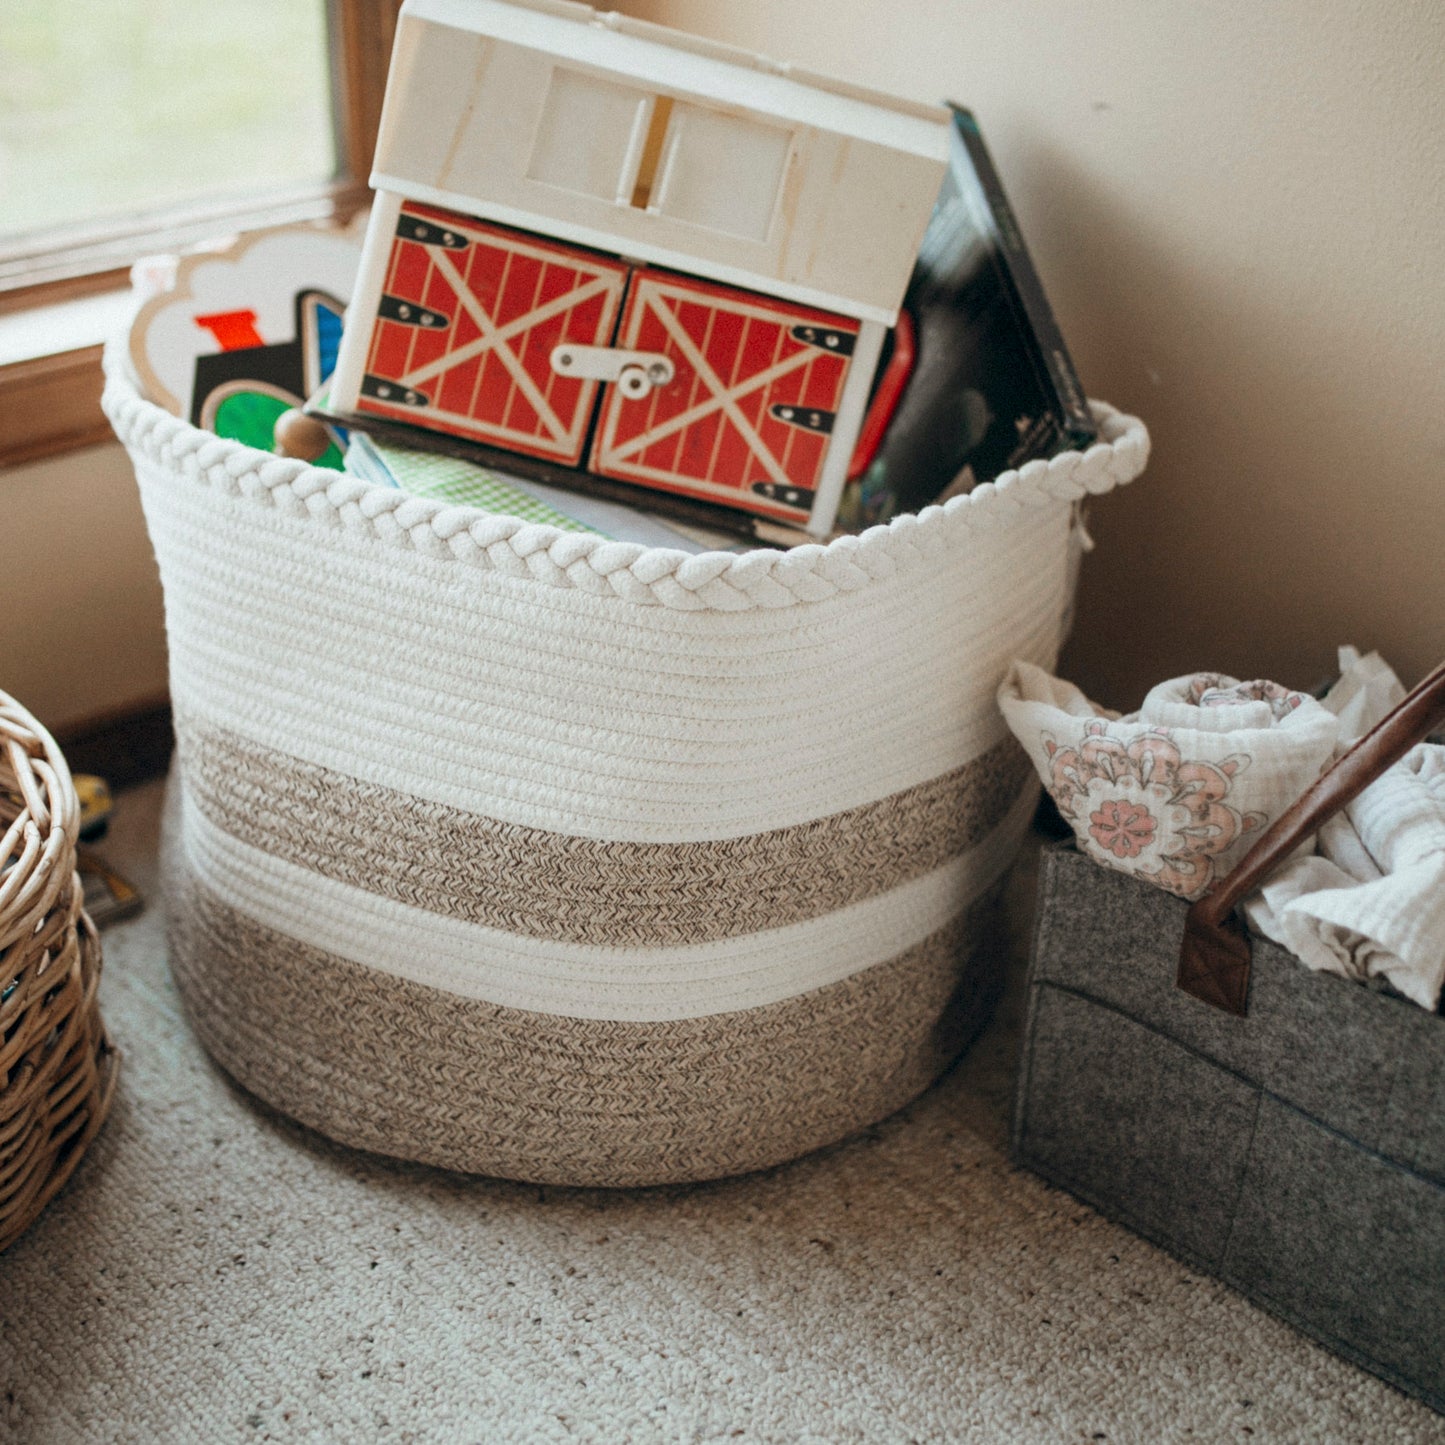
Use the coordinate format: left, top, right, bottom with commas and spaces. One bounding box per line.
0, 691, 117, 1252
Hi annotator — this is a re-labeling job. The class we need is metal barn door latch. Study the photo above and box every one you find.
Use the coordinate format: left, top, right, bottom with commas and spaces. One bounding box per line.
550, 345, 675, 398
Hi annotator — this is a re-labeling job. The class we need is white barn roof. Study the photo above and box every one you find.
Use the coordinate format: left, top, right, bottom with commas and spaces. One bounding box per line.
373, 0, 951, 322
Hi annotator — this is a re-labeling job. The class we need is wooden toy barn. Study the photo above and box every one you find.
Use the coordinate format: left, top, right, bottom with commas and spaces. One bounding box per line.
328, 0, 952, 535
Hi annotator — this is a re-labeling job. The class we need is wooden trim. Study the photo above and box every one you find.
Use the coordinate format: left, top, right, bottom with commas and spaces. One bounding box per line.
53, 695, 175, 791
0, 346, 111, 470
0, 268, 132, 320
0, 0, 401, 468
331, 0, 405, 186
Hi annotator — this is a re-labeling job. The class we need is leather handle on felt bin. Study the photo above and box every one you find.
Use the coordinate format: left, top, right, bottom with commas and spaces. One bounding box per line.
1178, 659, 1445, 1016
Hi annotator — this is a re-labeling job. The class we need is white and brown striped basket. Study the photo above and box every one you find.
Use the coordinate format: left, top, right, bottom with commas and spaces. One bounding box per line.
104, 350, 1147, 1186
1, 691, 118, 1251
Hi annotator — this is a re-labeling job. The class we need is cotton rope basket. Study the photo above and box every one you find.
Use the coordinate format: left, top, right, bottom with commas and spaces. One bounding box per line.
1, 691, 118, 1251
104, 349, 1147, 1186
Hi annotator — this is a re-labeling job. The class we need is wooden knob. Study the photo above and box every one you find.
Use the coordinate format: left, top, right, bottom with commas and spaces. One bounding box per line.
273, 409, 332, 462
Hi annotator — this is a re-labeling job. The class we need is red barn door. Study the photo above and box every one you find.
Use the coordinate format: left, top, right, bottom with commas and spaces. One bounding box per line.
355, 203, 629, 464
588, 269, 859, 525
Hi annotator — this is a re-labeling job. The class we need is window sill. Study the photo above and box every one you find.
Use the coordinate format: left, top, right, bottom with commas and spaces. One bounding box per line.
0, 340, 114, 471
0, 288, 138, 370
0, 182, 373, 471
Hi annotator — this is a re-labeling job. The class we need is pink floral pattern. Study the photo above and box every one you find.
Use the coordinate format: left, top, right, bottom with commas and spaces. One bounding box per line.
1089, 799, 1158, 858
1187, 675, 1308, 720
1044, 723, 1265, 899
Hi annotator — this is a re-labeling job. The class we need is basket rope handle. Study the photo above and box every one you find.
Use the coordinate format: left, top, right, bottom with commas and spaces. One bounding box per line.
1178, 658, 1445, 1015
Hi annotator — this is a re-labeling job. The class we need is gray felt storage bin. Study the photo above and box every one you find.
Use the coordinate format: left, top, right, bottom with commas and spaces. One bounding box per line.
1013, 842, 1445, 1412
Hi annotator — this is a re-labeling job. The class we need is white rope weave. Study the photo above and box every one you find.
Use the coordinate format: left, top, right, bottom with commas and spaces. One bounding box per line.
105, 339, 1151, 1183
102, 349, 1148, 613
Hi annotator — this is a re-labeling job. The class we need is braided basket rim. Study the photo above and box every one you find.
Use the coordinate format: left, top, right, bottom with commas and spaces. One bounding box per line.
102, 342, 1149, 612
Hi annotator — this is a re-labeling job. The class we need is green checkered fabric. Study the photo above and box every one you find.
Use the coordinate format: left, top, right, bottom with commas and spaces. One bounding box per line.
372, 442, 601, 534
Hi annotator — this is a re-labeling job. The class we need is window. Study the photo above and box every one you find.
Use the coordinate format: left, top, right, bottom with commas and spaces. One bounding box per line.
0, 0, 402, 467
0, 2, 335, 245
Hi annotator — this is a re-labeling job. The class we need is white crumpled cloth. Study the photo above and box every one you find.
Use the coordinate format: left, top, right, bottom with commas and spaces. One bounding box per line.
998, 661, 1340, 902
1245, 647, 1445, 1011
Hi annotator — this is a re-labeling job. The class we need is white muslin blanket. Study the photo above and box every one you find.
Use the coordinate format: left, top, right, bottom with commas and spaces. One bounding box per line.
1245, 648, 1445, 1010
999, 662, 1339, 902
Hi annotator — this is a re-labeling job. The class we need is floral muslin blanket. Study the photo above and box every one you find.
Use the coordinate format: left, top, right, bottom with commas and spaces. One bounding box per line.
998, 662, 1339, 901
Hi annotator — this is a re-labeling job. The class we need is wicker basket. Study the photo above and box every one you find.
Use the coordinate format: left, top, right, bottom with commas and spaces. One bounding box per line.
0, 692, 118, 1252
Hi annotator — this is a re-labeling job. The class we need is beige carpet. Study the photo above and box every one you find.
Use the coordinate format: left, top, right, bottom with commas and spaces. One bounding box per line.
2, 781, 1440, 1444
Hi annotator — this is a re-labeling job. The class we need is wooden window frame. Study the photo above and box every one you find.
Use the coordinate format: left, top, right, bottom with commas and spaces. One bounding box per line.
0, 0, 402, 469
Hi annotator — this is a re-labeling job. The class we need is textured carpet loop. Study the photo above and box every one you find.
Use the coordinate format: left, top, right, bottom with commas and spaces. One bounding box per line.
2, 784, 1439, 1444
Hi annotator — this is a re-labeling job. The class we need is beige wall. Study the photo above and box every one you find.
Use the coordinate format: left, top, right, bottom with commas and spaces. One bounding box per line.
621, 0, 1445, 704
4, 1, 1441, 732
0, 443, 168, 732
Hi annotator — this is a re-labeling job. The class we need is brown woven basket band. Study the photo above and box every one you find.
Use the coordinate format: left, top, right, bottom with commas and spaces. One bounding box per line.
166, 856, 1003, 1188
176, 713, 1030, 948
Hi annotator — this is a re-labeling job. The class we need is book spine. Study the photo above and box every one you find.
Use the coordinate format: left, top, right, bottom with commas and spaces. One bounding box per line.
949, 106, 1096, 442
